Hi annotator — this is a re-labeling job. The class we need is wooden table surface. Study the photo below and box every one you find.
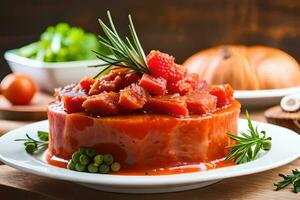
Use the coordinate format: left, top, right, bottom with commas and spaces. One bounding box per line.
0, 109, 299, 199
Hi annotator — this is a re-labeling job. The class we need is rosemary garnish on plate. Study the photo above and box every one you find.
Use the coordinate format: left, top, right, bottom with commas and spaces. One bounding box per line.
274, 169, 300, 193
91, 11, 150, 79
15, 130, 49, 154
225, 111, 272, 164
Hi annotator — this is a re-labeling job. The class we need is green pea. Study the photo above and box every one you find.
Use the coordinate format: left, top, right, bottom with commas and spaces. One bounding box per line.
111, 162, 121, 172
103, 154, 114, 165
67, 160, 76, 170
99, 164, 110, 174
94, 154, 104, 165
262, 140, 272, 151
85, 148, 97, 158
87, 163, 98, 173
25, 142, 37, 154
75, 163, 86, 172
79, 146, 87, 154
37, 130, 49, 141
79, 154, 90, 166
71, 151, 81, 163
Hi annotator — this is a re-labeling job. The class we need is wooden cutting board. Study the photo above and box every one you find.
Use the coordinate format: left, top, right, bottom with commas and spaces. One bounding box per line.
0, 93, 54, 121
265, 106, 300, 134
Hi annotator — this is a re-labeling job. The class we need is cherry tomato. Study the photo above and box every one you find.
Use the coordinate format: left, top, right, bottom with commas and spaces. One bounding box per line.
0, 73, 37, 105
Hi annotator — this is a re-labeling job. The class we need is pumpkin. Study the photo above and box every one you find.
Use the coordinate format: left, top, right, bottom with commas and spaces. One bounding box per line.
183, 45, 300, 90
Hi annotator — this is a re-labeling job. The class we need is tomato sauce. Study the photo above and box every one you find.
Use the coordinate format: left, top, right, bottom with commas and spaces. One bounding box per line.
46, 151, 234, 175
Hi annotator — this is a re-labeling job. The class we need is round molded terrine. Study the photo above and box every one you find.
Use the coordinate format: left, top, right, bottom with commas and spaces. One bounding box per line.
48, 100, 240, 170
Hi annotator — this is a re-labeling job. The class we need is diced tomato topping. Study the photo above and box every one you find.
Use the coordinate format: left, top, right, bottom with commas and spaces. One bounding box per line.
166, 73, 199, 96
88, 81, 100, 95
168, 64, 187, 82
144, 95, 189, 117
62, 92, 87, 113
197, 80, 209, 91
139, 74, 167, 96
54, 83, 77, 101
185, 73, 199, 89
209, 84, 234, 107
79, 77, 95, 93
121, 73, 141, 88
119, 84, 148, 112
58, 54, 236, 118
82, 92, 119, 115
167, 79, 194, 96
185, 91, 217, 115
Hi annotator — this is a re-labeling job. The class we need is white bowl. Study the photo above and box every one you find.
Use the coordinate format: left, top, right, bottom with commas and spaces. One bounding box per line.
4, 50, 105, 93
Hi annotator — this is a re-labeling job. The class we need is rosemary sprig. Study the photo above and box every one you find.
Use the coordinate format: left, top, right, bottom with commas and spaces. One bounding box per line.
274, 169, 300, 193
225, 111, 272, 164
15, 130, 49, 154
91, 11, 150, 79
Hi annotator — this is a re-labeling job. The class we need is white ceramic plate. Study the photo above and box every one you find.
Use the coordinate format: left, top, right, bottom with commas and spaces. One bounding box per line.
234, 87, 300, 108
0, 120, 299, 194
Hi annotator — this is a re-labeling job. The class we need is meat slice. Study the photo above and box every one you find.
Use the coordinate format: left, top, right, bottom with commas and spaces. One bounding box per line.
144, 95, 189, 117
89, 70, 126, 95
121, 73, 141, 88
139, 74, 167, 96
185, 91, 217, 115
82, 92, 119, 115
119, 84, 148, 112
209, 84, 234, 107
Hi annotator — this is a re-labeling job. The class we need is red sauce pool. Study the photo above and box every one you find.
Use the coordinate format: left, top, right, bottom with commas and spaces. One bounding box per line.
46, 152, 234, 175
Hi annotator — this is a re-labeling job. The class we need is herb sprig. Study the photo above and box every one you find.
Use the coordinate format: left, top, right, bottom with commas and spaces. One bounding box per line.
225, 111, 272, 164
15, 131, 49, 154
91, 11, 150, 79
274, 169, 300, 193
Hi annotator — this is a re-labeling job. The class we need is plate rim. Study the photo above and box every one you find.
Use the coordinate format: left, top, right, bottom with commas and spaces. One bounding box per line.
234, 86, 300, 99
0, 119, 299, 187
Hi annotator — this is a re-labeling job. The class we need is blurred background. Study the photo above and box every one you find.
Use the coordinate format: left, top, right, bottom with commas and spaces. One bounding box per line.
1, 0, 300, 79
